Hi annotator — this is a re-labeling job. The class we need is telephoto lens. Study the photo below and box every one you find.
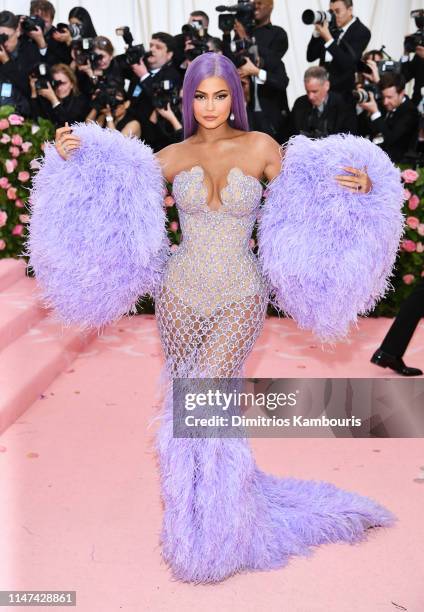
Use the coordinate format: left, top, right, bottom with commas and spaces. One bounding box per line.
352, 89, 371, 104
302, 9, 333, 25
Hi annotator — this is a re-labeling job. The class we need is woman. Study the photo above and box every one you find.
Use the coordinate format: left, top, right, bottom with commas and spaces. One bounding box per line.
76, 36, 123, 97
68, 6, 97, 38
29, 63, 90, 127
36, 53, 398, 584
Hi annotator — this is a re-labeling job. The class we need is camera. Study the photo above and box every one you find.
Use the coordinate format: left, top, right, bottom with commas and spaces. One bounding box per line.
230, 37, 260, 68
352, 83, 381, 104
182, 20, 210, 61
115, 26, 147, 65
216, 1, 256, 35
151, 80, 181, 110
72, 38, 102, 68
404, 10, 424, 53
50, 22, 83, 40
92, 81, 124, 112
302, 9, 339, 35
358, 59, 401, 77
31, 62, 50, 90
20, 15, 45, 34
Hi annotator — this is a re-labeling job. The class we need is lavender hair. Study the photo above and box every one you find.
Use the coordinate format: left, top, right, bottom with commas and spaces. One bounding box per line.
182, 52, 249, 139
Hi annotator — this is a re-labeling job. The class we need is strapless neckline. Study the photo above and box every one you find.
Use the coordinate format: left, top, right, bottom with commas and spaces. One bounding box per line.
172, 165, 263, 213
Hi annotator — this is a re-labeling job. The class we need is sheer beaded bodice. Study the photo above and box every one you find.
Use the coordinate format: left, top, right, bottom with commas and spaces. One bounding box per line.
160, 165, 269, 317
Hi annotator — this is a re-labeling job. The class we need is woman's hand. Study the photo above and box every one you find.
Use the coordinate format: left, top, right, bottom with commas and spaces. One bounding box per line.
335, 166, 372, 194
55, 123, 81, 160
38, 82, 59, 105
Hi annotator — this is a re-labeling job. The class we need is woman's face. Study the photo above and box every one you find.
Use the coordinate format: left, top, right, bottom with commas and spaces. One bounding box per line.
193, 76, 232, 130
0, 26, 19, 54
52, 71, 73, 99
114, 97, 129, 120
94, 47, 112, 71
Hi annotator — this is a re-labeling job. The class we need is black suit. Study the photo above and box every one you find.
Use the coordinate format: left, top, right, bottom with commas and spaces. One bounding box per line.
401, 54, 424, 106
380, 279, 424, 358
307, 18, 371, 100
367, 97, 419, 164
243, 23, 289, 142
290, 91, 357, 137
30, 93, 90, 127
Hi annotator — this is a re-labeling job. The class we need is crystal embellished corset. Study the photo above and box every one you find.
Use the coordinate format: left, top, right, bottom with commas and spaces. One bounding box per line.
161, 165, 269, 315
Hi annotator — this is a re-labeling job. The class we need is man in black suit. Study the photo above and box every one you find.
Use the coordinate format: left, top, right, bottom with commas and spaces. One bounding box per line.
401, 46, 424, 107
306, 0, 371, 103
232, 0, 289, 142
358, 72, 419, 164
371, 278, 424, 376
290, 66, 357, 137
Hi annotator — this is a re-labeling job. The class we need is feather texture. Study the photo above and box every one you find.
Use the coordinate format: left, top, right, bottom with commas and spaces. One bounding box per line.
25, 122, 169, 330
258, 134, 405, 342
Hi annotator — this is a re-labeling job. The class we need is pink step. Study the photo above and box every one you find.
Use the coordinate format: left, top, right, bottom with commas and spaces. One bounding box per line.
0, 316, 95, 434
0, 276, 47, 352
0, 258, 27, 291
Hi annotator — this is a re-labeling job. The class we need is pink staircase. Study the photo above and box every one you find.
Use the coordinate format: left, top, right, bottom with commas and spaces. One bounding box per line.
0, 258, 95, 434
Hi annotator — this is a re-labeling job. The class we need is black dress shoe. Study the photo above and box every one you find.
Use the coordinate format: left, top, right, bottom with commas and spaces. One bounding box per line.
370, 349, 423, 376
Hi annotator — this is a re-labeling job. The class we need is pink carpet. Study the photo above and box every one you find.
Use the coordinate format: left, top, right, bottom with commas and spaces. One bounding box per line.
0, 259, 423, 611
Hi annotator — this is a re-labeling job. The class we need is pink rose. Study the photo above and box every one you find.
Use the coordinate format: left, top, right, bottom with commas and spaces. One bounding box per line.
164, 195, 175, 207
11, 159, 18, 170
12, 224, 24, 236
11, 134, 23, 146
249, 238, 256, 249
19, 214, 30, 223
21, 141, 32, 153
170, 244, 179, 252
0, 211, 8, 227
9, 146, 20, 158
407, 216, 420, 229
0, 177, 10, 189
8, 114, 24, 126
18, 171, 30, 182
0, 119, 9, 130
401, 169, 419, 183
169, 221, 179, 232
29, 159, 41, 170
403, 188, 412, 200
0, 134, 11, 144
5, 160, 13, 173
15, 199, 24, 208
0, 239, 6, 250
417, 223, 424, 236
417, 242, 424, 253
402, 239, 416, 252
408, 194, 420, 210
403, 274, 415, 285
7, 187, 17, 200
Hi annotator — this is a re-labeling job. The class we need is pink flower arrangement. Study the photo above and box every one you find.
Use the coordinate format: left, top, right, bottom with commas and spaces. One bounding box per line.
406, 216, 420, 230
249, 238, 256, 249
9, 146, 20, 158
21, 142, 32, 153
164, 195, 175, 207
401, 169, 419, 183
417, 242, 424, 253
403, 188, 412, 200
0, 177, 10, 189
0, 119, 9, 130
0, 239, 6, 250
6, 187, 17, 200
18, 171, 30, 182
11, 224, 24, 236
0, 211, 8, 227
408, 194, 420, 210
19, 214, 30, 224
402, 239, 417, 252
4, 160, 14, 174
11, 134, 23, 147
169, 221, 179, 232
403, 274, 415, 285
8, 114, 24, 126
29, 159, 41, 170
15, 199, 24, 208
0, 134, 11, 144
170, 244, 179, 252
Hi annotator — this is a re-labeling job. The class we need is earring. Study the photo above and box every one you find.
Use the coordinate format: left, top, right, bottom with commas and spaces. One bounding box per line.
230, 112, 235, 121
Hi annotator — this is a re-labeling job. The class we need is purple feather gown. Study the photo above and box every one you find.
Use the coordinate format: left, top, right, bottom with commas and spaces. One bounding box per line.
153, 163, 397, 584
27, 126, 402, 585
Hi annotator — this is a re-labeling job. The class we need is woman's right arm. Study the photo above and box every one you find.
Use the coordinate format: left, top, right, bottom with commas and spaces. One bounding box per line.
54, 123, 82, 160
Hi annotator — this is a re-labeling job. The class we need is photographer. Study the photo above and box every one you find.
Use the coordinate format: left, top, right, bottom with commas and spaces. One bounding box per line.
401, 11, 424, 108
75, 36, 124, 98
86, 88, 141, 138
290, 66, 357, 137
358, 72, 419, 164
232, 0, 289, 141
30, 0, 71, 65
173, 11, 212, 73
306, 0, 371, 104
0, 10, 48, 116
29, 62, 90, 127
128, 32, 183, 150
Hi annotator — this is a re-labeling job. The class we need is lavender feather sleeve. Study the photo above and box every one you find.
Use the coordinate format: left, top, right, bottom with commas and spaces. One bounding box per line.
25, 122, 169, 330
257, 134, 405, 342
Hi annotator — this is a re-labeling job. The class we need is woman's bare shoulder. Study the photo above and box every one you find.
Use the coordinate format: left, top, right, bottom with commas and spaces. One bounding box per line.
246, 131, 283, 180
247, 130, 281, 152
155, 142, 190, 182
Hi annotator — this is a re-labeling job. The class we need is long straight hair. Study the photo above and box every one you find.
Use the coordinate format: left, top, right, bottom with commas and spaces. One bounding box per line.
182, 52, 249, 139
